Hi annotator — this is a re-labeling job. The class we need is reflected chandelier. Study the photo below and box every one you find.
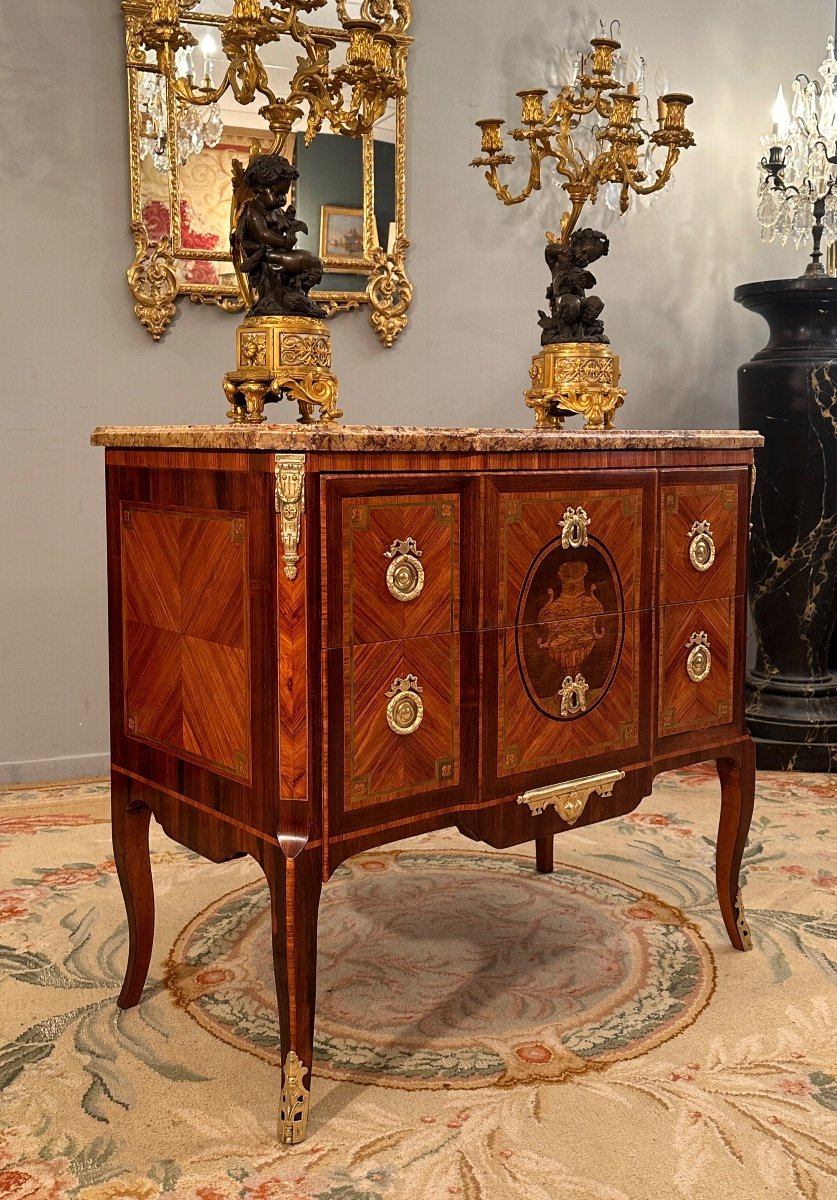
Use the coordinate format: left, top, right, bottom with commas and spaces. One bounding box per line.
138, 39, 224, 172
138, 0, 407, 152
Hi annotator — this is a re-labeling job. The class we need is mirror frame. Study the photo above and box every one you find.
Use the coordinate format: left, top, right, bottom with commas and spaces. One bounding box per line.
121, 1, 413, 346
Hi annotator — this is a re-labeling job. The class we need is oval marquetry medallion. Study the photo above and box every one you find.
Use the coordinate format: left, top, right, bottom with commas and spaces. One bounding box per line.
515, 536, 624, 720
165, 850, 715, 1089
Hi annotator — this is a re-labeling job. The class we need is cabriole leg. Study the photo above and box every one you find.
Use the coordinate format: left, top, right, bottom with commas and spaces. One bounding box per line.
259, 843, 322, 1144
111, 771, 156, 1008
715, 740, 756, 951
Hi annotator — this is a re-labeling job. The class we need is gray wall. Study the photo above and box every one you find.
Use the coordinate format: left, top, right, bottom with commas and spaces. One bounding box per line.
0, 0, 833, 782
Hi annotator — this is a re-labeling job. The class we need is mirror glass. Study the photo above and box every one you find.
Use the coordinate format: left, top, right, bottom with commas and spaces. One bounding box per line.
125, 1, 411, 341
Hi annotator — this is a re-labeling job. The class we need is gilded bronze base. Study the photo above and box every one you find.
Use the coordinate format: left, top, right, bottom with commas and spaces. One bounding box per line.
524, 342, 626, 430
224, 316, 342, 426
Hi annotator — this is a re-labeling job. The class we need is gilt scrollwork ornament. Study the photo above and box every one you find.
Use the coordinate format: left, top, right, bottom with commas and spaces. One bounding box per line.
127, 222, 179, 341
278, 1050, 311, 1145
336, 0, 412, 33
685, 631, 711, 683
385, 674, 424, 734
688, 520, 716, 572
367, 238, 413, 347
559, 506, 590, 549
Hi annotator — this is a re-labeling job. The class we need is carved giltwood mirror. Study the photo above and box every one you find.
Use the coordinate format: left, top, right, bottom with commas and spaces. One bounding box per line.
122, 1, 412, 345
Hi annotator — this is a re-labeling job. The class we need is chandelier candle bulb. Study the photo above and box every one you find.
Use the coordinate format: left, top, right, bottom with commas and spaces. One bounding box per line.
771, 84, 790, 139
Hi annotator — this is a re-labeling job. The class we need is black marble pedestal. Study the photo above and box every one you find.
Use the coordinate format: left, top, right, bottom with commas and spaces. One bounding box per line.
735, 277, 837, 771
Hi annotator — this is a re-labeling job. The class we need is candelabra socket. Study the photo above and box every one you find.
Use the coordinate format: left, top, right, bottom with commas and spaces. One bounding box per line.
589, 36, 621, 77
517, 88, 548, 127
761, 144, 787, 187
660, 93, 693, 131
371, 32, 398, 78
609, 92, 640, 130
231, 0, 263, 19
344, 19, 382, 68
476, 118, 506, 156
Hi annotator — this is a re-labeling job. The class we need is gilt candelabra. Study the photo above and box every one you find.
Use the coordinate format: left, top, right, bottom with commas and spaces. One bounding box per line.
472, 24, 694, 430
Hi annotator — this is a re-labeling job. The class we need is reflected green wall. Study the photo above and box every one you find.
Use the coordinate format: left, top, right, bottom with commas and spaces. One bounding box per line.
295, 133, 396, 293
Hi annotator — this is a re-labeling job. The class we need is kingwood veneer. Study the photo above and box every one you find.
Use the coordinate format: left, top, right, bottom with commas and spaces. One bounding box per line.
92, 424, 762, 1144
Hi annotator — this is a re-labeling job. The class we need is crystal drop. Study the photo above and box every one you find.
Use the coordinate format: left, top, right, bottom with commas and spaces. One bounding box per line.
792, 197, 812, 247
757, 187, 778, 227
604, 182, 621, 211
204, 106, 224, 147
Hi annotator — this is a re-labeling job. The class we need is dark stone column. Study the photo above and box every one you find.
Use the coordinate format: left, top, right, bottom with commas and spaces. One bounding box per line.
735, 277, 837, 771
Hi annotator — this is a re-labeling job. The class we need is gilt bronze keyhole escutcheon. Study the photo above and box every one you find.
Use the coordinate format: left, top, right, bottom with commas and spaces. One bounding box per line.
560, 506, 590, 549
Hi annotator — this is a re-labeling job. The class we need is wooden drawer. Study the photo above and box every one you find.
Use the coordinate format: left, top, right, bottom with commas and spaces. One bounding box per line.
486, 471, 655, 628
657, 597, 738, 739
327, 633, 474, 821
659, 471, 747, 605
487, 608, 649, 792
324, 479, 464, 648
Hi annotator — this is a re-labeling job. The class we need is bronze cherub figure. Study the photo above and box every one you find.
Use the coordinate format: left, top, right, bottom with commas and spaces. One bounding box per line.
231, 154, 326, 320
538, 227, 610, 346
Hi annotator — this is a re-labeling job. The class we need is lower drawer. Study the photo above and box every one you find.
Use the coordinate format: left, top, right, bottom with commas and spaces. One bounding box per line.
326, 633, 474, 824
657, 596, 738, 739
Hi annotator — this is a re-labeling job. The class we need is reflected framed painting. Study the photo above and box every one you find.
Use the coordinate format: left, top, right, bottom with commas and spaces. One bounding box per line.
320, 205, 370, 273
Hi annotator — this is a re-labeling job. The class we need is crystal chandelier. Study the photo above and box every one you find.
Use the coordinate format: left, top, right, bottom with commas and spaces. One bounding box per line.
138, 0, 406, 153
757, 33, 837, 274
138, 36, 224, 172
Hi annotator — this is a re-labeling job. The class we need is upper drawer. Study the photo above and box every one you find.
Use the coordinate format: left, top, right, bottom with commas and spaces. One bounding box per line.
485, 470, 656, 629
324, 476, 473, 648
659, 470, 747, 606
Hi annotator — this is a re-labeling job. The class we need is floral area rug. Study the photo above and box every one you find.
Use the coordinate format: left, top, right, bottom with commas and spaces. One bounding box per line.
0, 766, 835, 1200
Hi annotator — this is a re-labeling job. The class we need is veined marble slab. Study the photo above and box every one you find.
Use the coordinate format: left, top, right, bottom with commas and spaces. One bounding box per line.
91, 425, 763, 452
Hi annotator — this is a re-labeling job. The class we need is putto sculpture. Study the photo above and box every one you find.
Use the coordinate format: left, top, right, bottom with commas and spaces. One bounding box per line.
233, 155, 326, 320
538, 228, 610, 346
223, 151, 340, 425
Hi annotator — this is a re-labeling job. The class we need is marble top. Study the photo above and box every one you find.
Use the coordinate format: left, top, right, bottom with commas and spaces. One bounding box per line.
91, 425, 763, 452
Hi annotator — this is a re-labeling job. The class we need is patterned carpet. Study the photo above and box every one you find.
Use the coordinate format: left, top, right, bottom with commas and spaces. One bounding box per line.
0, 766, 835, 1200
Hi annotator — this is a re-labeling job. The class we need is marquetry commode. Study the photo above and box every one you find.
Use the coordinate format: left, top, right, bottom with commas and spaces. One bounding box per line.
92, 424, 761, 1144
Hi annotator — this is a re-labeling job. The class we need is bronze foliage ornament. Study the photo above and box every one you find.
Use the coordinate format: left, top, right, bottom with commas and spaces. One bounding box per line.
472, 22, 694, 430
122, 1, 413, 347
